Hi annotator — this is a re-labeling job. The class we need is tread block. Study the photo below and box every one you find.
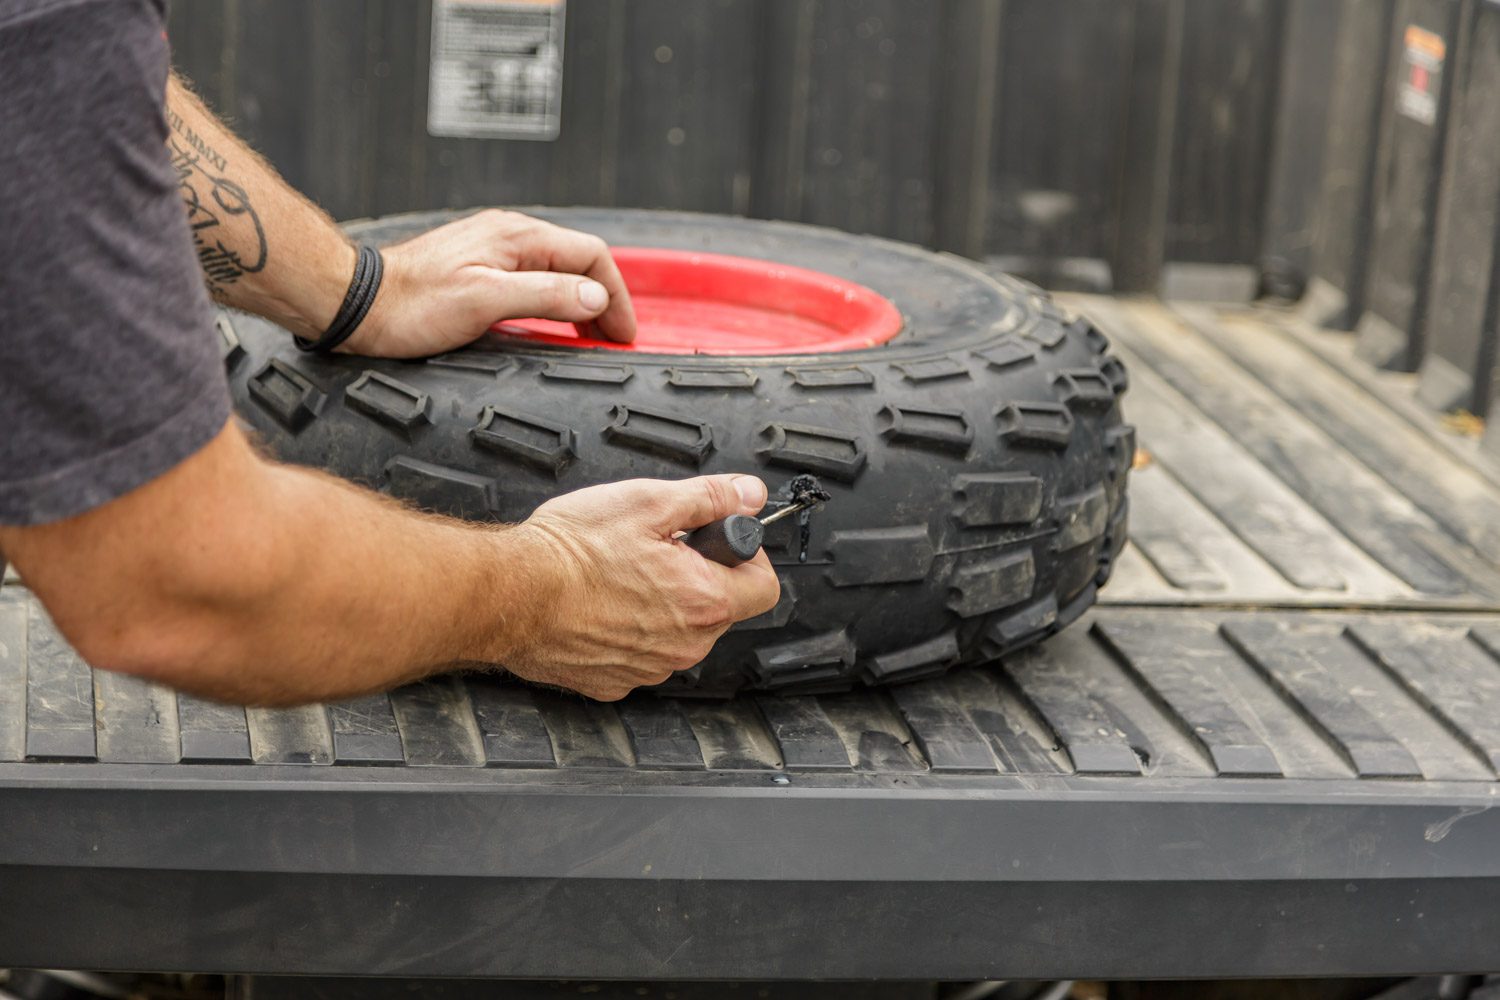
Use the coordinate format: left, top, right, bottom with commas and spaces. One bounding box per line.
426, 349, 516, 374
1025, 321, 1067, 349
758, 423, 867, 482
1055, 485, 1110, 550
467, 680, 556, 767
471, 405, 576, 475
1095, 621, 1284, 778
867, 631, 960, 683
615, 698, 705, 770
895, 357, 969, 383
1052, 368, 1117, 410
1105, 424, 1138, 482
985, 594, 1059, 653
1222, 622, 1423, 779
667, 367, 757, 390
245, 705, 334, 765
215, 314, 245, 371
888, 681, 999, 773
327, 693, 404, 765
954, 472, 1044, 527
878, 405, 973, 454
384, 456, 496, 517
948, 549, 1036, 617
788, 365, 875, 388
345, 371, 431, 430
753, 695, 853, 770
1081, 320, 1112, 354
753, 630, 855, 690
996, 401, 1074, 449
827, 525, 935, 587
1100, 355, 1129, 393
972, 337, 1037, 371
248, 360, 323, 431
26, 602, 96, 761
389, 676, 486, 767
605, 405, 714, 465
542, 361, 633, 384
177, 694, 252, 763
93, 671, 180, 764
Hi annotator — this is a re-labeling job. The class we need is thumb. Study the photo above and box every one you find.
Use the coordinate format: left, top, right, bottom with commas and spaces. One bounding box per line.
480, 270, 611, 323
654, 475, 768, 532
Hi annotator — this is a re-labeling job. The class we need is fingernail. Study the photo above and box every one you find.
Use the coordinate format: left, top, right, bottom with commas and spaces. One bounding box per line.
578, 280, 608, 312
734, 476, 766, 508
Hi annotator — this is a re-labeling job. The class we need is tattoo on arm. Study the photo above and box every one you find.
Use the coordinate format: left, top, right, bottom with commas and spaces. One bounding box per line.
165, 105, 268, 295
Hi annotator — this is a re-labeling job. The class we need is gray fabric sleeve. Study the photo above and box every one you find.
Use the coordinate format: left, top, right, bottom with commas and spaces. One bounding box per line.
0, 0, 231, 526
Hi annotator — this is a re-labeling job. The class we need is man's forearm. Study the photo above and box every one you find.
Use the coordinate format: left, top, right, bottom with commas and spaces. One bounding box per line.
1, 423, 544, 705
165, 75, 354, 339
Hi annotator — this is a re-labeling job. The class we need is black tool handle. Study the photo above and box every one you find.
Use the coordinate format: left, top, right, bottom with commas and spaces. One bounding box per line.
683, 514, 765, 566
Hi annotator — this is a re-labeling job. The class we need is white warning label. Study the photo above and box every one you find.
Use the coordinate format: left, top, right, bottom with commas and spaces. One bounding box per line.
427, 0, 566, 140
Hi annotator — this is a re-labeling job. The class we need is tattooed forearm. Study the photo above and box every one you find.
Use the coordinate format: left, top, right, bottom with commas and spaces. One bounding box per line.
165, 105, 267, 295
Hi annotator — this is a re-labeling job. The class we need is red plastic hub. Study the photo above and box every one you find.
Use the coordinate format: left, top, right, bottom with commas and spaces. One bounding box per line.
491, 247, 903, 355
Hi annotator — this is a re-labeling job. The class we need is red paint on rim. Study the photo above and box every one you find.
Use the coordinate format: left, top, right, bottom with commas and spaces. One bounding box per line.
491, 247, 903, 355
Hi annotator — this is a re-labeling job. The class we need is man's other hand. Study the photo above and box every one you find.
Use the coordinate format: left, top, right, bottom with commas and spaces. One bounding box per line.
502, 474, 781, 701
349, 209, 638, 358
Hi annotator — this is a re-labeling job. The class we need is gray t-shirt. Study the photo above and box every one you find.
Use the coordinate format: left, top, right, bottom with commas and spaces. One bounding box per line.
0, 0, 231, 527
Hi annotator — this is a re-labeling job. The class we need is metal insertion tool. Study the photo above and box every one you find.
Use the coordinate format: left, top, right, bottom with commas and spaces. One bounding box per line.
683, 476, 830, 567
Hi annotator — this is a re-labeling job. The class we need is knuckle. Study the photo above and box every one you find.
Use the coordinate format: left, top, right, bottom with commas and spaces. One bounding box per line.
542, 278, 575, 313
698, 477, 733, 518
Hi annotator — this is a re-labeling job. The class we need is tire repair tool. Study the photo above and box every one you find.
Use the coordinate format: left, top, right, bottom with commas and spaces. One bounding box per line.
684, 475, 831, 567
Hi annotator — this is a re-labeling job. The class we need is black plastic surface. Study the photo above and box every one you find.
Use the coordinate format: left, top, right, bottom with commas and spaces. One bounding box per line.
1355, 0, 1463, 371
1419, 0, 1500, 415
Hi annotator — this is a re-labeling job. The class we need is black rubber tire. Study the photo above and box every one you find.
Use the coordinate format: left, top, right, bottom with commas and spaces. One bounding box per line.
222, 208, 1133, 697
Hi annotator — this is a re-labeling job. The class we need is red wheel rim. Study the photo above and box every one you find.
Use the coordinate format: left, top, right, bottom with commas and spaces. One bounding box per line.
491, 247, 904, 355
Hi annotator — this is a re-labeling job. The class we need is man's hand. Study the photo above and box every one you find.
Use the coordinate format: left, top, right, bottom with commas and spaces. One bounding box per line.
163, 80, 636, 355
350, 209, 639, 359
503, 475, 780, 701
0, 422, 778, 706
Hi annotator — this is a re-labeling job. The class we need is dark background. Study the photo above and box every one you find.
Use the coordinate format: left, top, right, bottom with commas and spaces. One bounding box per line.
164, 0, 1313, 293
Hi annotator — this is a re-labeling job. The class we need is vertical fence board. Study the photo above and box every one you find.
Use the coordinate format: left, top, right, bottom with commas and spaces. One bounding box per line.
613, 0, 760, 214
1354, 0, 1466, 372
793, 0, 943, 245
984, 0, 1134, 273
1166, 0, 1287, 267
932, 0, 1003, 259
1261, 0, 1346, 299
1110, 0, 1186, 292
227, 1, 314, 195
1418, 0, 1500, 414
166, 1, 232, 108
1303, 0, 1399, 328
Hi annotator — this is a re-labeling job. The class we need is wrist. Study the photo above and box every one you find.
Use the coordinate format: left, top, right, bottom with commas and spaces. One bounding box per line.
337, 245, 403, 357
461, 523, 565, 667
270, 239, 358, 341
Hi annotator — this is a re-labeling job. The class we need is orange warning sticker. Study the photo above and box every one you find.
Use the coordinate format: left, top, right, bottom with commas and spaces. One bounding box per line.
1397, 24, 1446, 126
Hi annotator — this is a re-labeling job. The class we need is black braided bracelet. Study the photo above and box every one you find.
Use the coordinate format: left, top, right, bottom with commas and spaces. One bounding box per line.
295, 244, 384, 354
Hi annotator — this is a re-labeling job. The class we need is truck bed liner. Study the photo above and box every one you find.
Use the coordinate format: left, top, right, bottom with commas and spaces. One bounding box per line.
4, 299, 1500, 980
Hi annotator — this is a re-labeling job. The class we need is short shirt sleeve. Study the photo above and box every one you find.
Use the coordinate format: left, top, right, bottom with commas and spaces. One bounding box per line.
0, 0, 231, 526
